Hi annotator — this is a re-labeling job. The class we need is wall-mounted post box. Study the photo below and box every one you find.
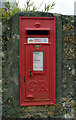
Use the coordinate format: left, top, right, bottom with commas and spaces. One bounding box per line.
19, 17, 55, 106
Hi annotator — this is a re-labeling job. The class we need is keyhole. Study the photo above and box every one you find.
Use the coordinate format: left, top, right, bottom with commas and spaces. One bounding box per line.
29, 70, 31, 76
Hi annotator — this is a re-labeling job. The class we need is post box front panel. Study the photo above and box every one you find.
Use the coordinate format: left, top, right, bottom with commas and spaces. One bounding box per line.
19, 17, 55, 106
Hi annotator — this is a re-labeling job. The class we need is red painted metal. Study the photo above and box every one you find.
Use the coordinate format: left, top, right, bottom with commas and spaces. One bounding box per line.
19, 17, 56, 106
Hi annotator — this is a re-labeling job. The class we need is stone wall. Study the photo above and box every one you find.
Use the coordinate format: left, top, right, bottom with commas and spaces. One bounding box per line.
2, 12, 75, 119
0, 20, 2, 120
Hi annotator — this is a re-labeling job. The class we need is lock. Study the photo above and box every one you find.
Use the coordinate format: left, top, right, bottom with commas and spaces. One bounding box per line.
28, 70, 33, 77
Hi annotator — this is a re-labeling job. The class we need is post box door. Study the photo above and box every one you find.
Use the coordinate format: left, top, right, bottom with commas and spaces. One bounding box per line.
25, 43, 50, 101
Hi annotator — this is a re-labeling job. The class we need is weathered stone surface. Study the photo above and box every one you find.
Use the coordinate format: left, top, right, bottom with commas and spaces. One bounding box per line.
2, 12, 75, 119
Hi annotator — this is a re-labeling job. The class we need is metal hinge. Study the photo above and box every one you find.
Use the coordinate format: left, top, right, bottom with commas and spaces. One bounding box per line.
24, 76, 26, 82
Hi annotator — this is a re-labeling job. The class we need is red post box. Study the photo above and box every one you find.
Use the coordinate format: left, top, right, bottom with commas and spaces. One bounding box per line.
19, 17, 55, 106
